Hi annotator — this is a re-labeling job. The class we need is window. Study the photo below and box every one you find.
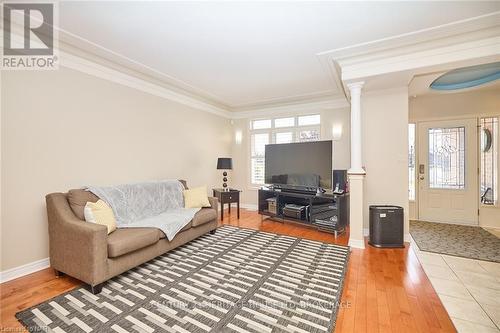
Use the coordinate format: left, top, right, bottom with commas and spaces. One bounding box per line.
275, 131, 293, 144
250, 115, 321, 185
274, 117, 295, 128
298, 114, 320, 126
251, 119, 271, 130
250, 133, 269, 184
428, 127, 465, 189
409, 124, 416, 200
480, 117, 498, 205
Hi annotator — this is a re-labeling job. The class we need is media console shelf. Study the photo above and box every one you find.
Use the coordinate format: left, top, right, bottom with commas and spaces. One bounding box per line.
258, 188, 349, 237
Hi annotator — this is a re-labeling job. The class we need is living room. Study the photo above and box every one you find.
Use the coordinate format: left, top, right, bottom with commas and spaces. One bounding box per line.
1, 2, 500, 333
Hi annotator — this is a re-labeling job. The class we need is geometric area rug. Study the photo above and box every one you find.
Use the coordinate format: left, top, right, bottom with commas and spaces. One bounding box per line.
17, 226, 350, 333
410, 220, 500, 263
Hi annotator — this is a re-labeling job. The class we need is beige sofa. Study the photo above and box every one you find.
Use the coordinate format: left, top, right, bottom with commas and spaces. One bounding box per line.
45, 181, 218, 294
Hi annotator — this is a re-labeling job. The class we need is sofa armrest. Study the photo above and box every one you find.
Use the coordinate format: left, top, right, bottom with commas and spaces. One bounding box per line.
46, 193, 108, 285
208, 196, 218, 215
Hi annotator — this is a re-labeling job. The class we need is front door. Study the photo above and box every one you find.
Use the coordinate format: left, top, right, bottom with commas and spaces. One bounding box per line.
418, 119, 478, 225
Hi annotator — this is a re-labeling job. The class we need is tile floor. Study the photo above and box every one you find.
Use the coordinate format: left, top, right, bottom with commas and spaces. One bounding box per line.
411, 238, 500, 333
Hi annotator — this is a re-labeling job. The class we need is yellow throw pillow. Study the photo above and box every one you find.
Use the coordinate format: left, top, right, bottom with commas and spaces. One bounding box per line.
184, 186, 211, 208
84, 200, 117, 234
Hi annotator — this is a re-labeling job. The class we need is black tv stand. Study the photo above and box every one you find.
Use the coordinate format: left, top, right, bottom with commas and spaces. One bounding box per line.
258, 187, 349, 237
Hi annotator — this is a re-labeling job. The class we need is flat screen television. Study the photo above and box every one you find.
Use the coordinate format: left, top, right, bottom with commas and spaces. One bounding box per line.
265, 140, 332, 190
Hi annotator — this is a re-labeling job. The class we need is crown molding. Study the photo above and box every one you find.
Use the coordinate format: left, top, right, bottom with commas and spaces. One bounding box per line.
318, 12, 500, 63
2, 24, 233, 118
57, 29, 230, 107
57, 27, 346, 115
59, 50, 233, 118
319, 12, 500, 91
230, 90, 336, 111
230, 97, 349, 119
60, 48, 349, 120
56, 35, 349, 119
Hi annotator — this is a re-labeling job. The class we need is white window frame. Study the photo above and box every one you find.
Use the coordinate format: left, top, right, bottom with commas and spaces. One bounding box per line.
248, 115, 321, 188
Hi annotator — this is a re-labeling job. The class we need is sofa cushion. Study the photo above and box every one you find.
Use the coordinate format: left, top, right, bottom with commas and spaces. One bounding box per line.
68, 189, 99, 220
84, 200, 117, 234
107, 228, 160, 258
158, 222, 192, 239
184, 186, 211, 208
180, 221, 193, 233
192, 208, 217, 227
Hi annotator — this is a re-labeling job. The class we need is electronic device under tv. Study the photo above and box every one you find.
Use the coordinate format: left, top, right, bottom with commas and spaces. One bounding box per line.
265, 140, 332, 192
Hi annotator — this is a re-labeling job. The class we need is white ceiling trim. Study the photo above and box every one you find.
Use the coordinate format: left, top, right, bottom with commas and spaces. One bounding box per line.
43, 10, 500, 119
7, 16, 234, 118
60, 51, 233, 118
60, 49, 350, 120
318, 12, 500, 63
58, 32, 230, 107
318, 12, 500, 91
230, 98, 349, 119
58, 25, 343, 112
230, 90, 339, 111
341, 35, 500, 82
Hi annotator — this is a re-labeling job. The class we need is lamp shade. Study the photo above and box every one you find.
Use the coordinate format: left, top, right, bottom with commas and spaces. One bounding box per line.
217, 157, 233, 170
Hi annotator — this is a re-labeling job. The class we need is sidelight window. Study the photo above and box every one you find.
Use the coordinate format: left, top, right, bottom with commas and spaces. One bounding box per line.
480, 117, 498, 205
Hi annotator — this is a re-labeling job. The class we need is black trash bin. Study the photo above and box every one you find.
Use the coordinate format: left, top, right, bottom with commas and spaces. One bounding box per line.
369, 205, 404, 248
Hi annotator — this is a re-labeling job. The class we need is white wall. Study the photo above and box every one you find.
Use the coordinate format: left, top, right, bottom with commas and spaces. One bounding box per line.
1, 67, 232, 271
410, 88, 500, 229
231, 107, 351, 206
362, 87, 410, 236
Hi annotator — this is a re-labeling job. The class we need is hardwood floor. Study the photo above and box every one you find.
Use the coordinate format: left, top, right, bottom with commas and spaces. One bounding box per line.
0, 209, 456, 332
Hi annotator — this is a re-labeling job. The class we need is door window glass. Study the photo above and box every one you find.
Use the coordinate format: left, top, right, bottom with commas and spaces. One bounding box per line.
428, 127, 465, 189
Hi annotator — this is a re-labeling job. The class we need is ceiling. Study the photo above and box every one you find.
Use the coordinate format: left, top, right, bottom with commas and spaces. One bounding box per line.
58, 1, 500, 109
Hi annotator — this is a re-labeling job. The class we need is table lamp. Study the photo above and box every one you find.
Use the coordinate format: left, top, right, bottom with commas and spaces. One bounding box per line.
217, 158, 233, 191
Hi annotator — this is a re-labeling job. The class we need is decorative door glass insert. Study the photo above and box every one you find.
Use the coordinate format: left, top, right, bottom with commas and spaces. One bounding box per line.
480, 117, 498, 205
428, 127, 465, 189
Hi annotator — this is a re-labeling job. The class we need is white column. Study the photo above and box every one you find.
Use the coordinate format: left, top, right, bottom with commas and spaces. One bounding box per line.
347, 81, 365, 249
348, 82, 365, 174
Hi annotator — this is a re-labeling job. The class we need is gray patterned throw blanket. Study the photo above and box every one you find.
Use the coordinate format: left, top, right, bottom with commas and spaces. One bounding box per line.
87, 180, 200, 241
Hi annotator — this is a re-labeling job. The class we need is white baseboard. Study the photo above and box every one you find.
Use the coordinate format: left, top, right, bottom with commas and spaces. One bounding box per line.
348, 238, 365, 249
0, 257, 50, 284
240, 203, 258, 211
226, 203, 258, 211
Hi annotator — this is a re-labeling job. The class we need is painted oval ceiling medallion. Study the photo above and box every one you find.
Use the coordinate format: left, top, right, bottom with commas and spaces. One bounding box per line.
430, 62, 500, 91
